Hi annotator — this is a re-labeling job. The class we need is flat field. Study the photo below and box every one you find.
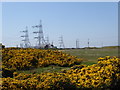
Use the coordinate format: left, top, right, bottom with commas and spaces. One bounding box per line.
17, 47, 118, 74
63, 47, 118, 65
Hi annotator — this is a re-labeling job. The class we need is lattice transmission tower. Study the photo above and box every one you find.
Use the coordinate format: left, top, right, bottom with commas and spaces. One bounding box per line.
76, 39, 79, 48
32, 20, 46, 48
88, 38, 90, 48
20, 26, 31, 48
59, 36, 65, 49
45, 36, 49, 45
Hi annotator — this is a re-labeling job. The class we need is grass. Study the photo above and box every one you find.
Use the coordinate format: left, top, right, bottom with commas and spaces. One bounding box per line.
17, 65, 70, 74
17, 47, 118, 74
63, 47, 118, 65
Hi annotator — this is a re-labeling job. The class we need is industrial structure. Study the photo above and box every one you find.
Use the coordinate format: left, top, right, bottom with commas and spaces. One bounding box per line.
76, 39, 79, 48
59, 36, 65, 49
32, 20, 46, 48
20, 26, 31, 48
88, 38, 90, 48
19, 20, 84, 49
20, 20, 55, 49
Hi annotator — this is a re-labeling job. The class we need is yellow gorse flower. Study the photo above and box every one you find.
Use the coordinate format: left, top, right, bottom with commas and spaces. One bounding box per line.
1, 48, 120, 89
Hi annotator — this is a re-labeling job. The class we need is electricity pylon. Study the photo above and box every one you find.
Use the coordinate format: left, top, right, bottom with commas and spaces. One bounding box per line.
76, 39, 79, 48
59, 36, 65, 49
32, 20, 46, 48
21, 26, 31, 48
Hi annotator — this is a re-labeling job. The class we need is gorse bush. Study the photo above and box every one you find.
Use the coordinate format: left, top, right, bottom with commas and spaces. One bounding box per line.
2, 48, 81, 71
65, 56, 120, 89
1, 54, 120, 89
2, 72, 77, 90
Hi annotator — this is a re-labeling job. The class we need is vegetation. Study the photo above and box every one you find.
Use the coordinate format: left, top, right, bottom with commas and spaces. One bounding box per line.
2, 48, 81, 77
1, 56, 120, 89
0, 43, 5, 49
64, 47, 118, 65
1, 47, 120, 89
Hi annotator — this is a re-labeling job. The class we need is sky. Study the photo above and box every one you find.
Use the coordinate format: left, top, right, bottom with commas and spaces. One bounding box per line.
1, 2, 118, 48
0, 2, 2, 43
